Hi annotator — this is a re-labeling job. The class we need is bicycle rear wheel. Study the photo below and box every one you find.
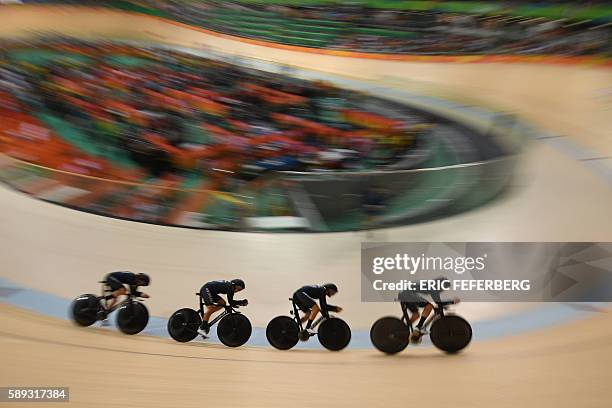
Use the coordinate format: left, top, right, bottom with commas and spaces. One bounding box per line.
430, 315, 472, 353
71, 294, 100, 327
167, 308, 201, 342
370, 316, 410, 354
218, 314, 252, 347
318, 318, 351, 351
266, 316, 299, 350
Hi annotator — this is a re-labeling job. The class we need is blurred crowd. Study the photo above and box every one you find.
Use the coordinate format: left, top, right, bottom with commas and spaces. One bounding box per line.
0, 40, 433, 188
0, 40, 441, 228
142, 0, 611, 56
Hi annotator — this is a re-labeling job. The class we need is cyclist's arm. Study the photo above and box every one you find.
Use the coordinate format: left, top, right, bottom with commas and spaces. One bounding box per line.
226, 283, 235, 306
319, 292, 330, 318
129, 285, 142, 297
432, 293, 457, 306
326, 304, 339, 313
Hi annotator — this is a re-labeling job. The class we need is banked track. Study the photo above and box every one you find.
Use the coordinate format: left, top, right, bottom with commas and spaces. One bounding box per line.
0, 5, 611, 408
1, 303, 612, 407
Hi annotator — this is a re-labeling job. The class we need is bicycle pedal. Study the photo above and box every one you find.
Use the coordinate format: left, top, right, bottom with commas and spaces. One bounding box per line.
298, 330, 311, 342
410, 335, 423, 345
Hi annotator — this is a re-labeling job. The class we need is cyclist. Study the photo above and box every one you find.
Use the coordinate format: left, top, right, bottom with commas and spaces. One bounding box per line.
197, 279, 247, 337
293, 283, 342, 332
398, 276, 458, 342
100, 271, 150, 321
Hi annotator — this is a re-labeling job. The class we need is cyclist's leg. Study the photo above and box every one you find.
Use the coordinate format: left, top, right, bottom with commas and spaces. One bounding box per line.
296, 302, 311, 323
203, 298, 223, 321
307, 303, 320, 329
107, 287, 127, 310
399, 291, 422, 324
291, 292, 309, 322
295, 292, 317, 329
200, 288, 222, 331
404, 303, 420, 325
415, 301, 433, 331
105, 277, 127, 310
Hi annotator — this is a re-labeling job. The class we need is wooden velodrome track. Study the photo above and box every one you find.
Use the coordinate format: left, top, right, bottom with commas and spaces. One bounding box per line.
0, 6, 611, 408
1, 303, 611, 408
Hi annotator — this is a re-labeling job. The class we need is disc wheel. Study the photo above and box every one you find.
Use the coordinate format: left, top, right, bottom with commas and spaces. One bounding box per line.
167, 308, 201, 342
430, 315, 472, 353
370, 316, 410, 354
217, 313, 252, 347
71, 294, 100, 327
116, 301, 149, 335
266, 316, 299, 350
318, 317, 351, 351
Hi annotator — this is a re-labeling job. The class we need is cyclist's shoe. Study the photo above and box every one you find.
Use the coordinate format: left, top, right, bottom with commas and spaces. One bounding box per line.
410, 328, 426, 344
100, 318, 110, 327
197, 321, 210, 338
96, 310, 108, 321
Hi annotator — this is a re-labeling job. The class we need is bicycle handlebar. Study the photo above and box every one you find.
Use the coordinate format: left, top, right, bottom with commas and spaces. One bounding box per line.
210, 303, 244, 310
194, 293, 246, 308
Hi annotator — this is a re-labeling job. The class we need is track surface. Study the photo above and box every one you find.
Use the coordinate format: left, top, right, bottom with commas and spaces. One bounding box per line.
0, 6, 611, 407
2, 303, 612, 408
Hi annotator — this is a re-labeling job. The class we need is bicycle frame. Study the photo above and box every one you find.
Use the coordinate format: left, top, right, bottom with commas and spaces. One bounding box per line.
290, 298, 326, 332
195, 293, 241, 328
100, 281, 139, 314
400, 301, 450, 333
290, 298, 304, 330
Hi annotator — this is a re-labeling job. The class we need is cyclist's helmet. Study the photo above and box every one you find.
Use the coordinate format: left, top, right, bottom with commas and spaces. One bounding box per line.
137, 273, 150, 286
322, 283, 338, 294
231, 279, 245, 290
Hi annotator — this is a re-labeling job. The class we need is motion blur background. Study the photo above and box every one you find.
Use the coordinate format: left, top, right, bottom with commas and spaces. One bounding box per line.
0, 1, 611, 407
